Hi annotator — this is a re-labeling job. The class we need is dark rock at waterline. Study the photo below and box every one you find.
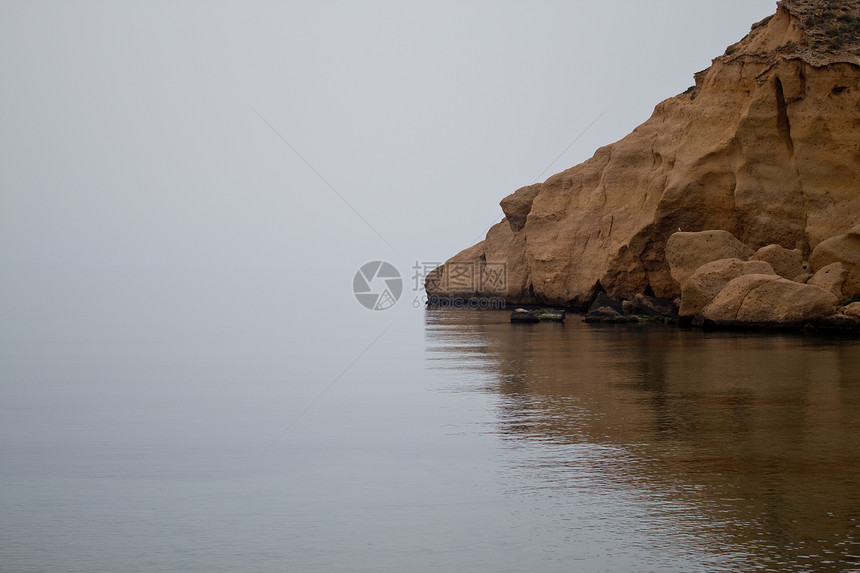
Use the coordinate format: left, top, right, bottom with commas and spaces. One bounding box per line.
691, 311, 860, 333
511, 308, 566, 323
627, 294, 674, 318
584, 306, 630, 323
587, 293, 623, 315
585, 293, 677, 323
510, 308, 540, 323
534, 309, 566, 322
817, 313, 860, 331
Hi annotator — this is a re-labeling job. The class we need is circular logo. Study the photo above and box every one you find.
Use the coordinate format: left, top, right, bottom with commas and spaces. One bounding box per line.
353, 261, 403, 311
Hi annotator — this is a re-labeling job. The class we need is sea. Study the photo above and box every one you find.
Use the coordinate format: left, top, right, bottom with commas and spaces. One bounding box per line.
2, 266, 860, 572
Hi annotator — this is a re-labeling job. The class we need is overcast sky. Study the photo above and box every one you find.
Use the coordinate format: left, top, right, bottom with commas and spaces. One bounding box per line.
1, 0, 777, 317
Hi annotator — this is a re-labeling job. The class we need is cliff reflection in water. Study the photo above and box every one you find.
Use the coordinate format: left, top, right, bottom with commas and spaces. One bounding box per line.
425, 308, 860, 571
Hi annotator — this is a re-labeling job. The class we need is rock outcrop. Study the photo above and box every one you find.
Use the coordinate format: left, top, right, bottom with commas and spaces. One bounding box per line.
750, 244, 806, 280
809, 224, 860, 299
666, 231, 756, 289
700, 274, 840, 327
654, 227, 858, 329
808, 262, 848, 298
427, 0, 860, 311
679, 258, 776, 319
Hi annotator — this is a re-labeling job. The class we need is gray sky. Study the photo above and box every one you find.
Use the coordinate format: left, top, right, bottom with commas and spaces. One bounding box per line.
1, 0, 777, 315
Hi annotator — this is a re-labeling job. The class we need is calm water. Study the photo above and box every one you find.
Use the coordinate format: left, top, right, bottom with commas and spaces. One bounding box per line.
3, 287, 860, 572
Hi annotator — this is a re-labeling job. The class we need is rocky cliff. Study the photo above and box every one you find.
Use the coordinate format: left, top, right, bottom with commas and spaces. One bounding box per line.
427, 0, 860, 309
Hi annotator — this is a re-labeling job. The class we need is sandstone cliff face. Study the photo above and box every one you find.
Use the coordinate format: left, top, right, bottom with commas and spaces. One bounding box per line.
427, 0, 860, 308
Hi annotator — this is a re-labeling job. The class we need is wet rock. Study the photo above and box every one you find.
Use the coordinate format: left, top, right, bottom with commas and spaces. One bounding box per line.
629, 294, 674, 318
818, 313, 860, 330
510, 308, 539, 323
511, 308, 565, 323
588, 292, 624, 315
584, 306, 629, 323
533, 309, 566, 322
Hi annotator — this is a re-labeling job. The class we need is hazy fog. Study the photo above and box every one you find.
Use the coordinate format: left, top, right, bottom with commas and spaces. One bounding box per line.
2, 0, 777, 321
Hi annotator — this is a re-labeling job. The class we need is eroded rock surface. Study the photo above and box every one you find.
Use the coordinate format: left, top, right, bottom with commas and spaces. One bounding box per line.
679, 258, 776, 319
808, 262, 848, 298
810, 224, 860, 300
701, 275, 840, 326
750, 244, 805, 280
666, 231, 756, 290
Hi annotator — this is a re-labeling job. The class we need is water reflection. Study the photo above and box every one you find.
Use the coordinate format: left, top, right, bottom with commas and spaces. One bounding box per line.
425, 308, 860, 571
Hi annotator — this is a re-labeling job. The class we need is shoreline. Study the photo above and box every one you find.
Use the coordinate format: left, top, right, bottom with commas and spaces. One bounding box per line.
425, 299, 860, 335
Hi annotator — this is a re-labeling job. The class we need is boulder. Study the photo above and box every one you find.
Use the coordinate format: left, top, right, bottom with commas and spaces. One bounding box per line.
679, 258, 776, 319
534, 309, 566, 322
818, 313, 860, 330
810, 224, 860, 301
844, 302, 860, 319
701, 274, 839, 326
620, 295, 664, 317
750, 244, 805, 280
808, 262, 847, 299
666, 231, 756, 290
510, 308, 539, 323
630, 294, 675, 317
584, 306, 629, 323
588, 292, 623, 315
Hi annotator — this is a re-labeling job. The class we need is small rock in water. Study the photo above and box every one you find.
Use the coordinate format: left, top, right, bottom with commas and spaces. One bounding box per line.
511, 308, 565, 323
534, 309, 566, 322
511, 308, 540, 323
585, 306, 628, 323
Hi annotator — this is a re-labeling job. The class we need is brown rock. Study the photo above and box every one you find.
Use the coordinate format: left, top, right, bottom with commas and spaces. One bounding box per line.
585, 306, 629, 323
425, 220, 526, 299
808, 262, 847, 299
427, 1, 860, 308
701, 274, 839, 325
750, 244, 805, 280
510, 309, 540, 324
809, 224, 860, 300
500, 184, 541, 233
666, 231, 756, 291
844, 302, 860, 319
818, 313, 860, 329
679, 258, 775, 319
